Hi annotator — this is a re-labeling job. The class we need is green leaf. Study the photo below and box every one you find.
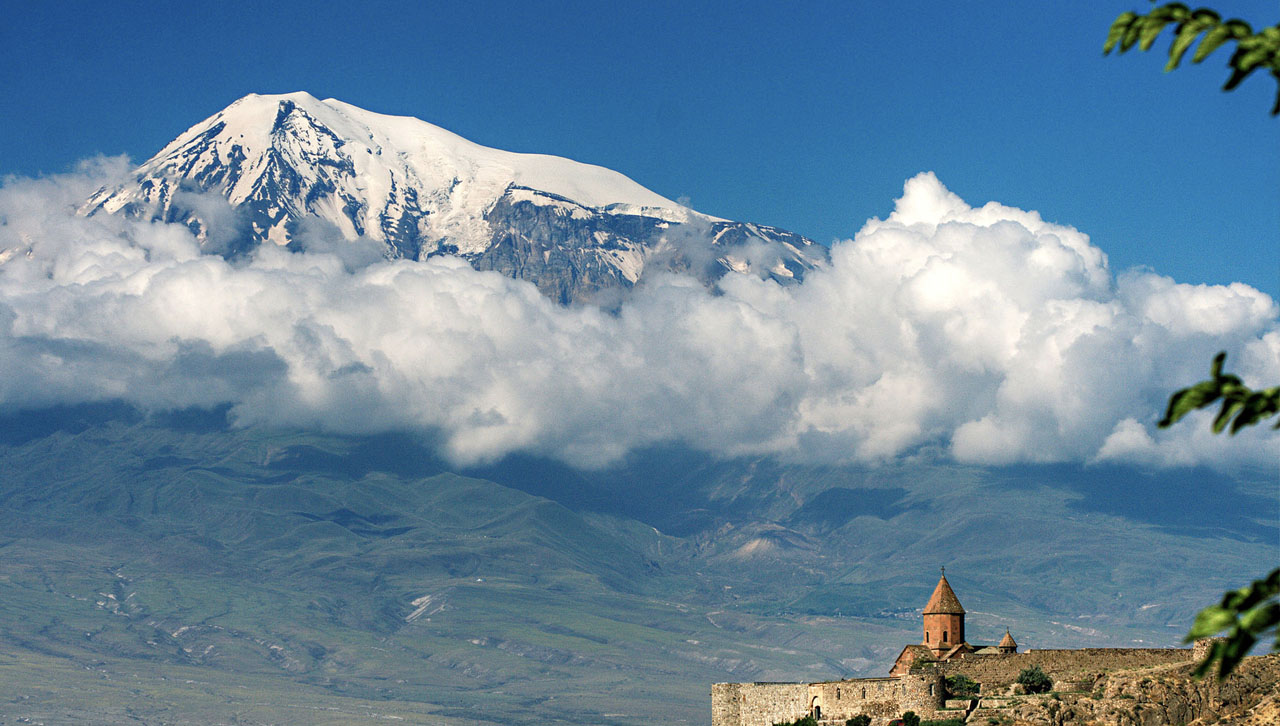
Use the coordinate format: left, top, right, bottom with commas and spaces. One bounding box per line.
1158, 380, 1223, 427
1272, 71, 1280, 114
1210, 351, 1227, 378
1168, 18, 1218, 70
1153, 3, 1191, 21
1193, 24, 1236, 62
1217, 379, 1247, 398
1105, 12, 1139, 53
1212, 397, 1244, 433
1230, 391, 1280, 433
1187, 569, 1280, 679
1217, 632, 1256, 678
1139, 17, 1175, 51
1107, 7, 1278, 115
1234, 44, 1274, 73
1253, 569, 1280, 598
1223, 64, 1257, 90
1190, 8, 1222, 26
1223, 19, 1254, 40
1237, 602, 1280, 634
1187, 605, 1237, 638
1161, 354, 1278, 432
1122, 20, 1145, 52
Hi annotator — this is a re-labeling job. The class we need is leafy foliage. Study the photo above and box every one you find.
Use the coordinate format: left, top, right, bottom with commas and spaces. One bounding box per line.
901, 711, 921, 726
1109, 6, 1280, 682
945, 674, 980, 698
1016, 665, 1053, 694
846, 716, 872, 726
1185, 568, 1280, 679
1158, 353, 1279, 679
1104, 3, 1280, 114
772, 717, 817, 726
1158, 352, 1280, 433
920, 719, 966, 726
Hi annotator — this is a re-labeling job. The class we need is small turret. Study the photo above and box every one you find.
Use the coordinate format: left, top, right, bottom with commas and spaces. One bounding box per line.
998, 628, 1017, 654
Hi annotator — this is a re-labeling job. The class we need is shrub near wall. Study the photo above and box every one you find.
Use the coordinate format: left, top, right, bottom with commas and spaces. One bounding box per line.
945, 675, 979, 698
1017, 666, 1053, 694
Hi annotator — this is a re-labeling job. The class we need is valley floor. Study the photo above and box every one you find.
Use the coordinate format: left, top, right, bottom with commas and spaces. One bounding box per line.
0, 414, 1272, 725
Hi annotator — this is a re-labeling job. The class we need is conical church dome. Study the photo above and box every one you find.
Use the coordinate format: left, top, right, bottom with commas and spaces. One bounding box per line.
923, 572, 965, 615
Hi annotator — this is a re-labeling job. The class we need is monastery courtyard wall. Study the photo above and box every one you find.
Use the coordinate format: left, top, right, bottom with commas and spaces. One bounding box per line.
935, 647, 1195, 691
711, 650, 1196, 726
712, 682, 808, 726
712, 674, 942, 726
711, 575, 1211, 726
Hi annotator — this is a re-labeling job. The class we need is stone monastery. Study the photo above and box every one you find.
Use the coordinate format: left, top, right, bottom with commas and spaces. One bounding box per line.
711, 571, 1210, 726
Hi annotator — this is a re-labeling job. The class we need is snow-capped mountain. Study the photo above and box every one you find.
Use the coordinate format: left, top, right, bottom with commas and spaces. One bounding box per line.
87, 92, 825, 303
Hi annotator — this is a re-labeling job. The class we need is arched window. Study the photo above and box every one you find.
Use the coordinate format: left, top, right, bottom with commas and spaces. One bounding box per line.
943, 630, 948, 642
925, 632, 929, 642
836, 688, 841, 700
861, 687, 866, 699
930, 684, 935, 696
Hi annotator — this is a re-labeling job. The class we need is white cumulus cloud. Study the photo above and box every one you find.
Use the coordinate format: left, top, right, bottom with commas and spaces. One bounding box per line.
0, 164, 1274, 469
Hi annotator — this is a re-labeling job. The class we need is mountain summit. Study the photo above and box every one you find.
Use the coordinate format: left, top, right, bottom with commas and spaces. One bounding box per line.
88, 92, 824, 302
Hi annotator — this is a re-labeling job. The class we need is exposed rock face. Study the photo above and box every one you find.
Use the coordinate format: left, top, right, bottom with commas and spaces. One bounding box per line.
475, 187, 818, 303
987, 654, 1279, 726
86, 92, 827, 304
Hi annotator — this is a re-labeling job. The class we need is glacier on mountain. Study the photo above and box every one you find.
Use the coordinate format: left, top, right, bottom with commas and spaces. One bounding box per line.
86, 92, 825, 303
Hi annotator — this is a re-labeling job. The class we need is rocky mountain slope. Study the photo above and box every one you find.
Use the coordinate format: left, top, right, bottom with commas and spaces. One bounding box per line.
86, 92, 825, 302
981, 654, 1280, 726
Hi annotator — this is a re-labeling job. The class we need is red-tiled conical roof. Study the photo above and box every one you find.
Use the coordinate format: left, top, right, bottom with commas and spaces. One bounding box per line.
923, 572, 965, 614
999, 629, 1017, 648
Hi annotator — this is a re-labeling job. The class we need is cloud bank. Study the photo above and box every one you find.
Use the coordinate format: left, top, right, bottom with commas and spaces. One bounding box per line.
0, 160, 1275, 469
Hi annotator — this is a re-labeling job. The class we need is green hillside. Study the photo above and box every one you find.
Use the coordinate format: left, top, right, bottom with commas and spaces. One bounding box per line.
0, 411, 1272, 724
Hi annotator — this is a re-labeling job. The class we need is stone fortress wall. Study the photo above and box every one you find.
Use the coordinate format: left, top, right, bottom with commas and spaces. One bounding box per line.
935, 647, 1195, 692
712, 673, 943, 726
712, 649, 1199, 726
711, 682, 809, 726
711, 574, 1214, 726
808, 674, 943, 721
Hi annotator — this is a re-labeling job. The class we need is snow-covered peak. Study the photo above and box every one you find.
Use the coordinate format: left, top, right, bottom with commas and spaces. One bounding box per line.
93, 91, 692, 254
314, 94, 680, 211
86, 92, 824, 302
159, 92, 681, 212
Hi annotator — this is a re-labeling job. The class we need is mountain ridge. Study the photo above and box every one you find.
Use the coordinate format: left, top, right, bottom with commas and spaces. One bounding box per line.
86, 92, 826, 303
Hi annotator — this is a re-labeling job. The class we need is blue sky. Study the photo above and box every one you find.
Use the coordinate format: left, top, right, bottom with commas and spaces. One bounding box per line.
1, 0, 1275, 296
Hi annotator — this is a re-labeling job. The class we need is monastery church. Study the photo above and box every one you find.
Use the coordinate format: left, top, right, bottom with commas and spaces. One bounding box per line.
711, 571, 1210, 726
888, 569, 1017, 676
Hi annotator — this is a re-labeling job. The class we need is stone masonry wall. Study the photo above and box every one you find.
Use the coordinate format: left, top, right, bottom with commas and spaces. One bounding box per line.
935, 648, 1194, 692
713, 674, 943, 726
809, 675, 941, 723
715, 648, 1205, 725
712, 682, 808, 726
